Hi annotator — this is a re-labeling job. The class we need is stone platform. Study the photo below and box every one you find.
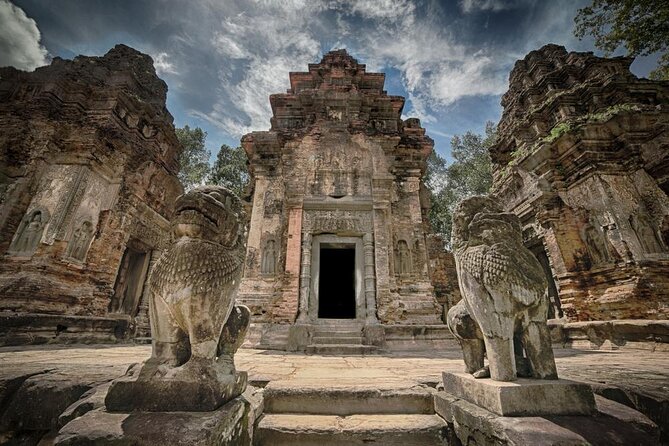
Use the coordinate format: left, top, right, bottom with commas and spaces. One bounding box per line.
53, 396, 250, 445
435, 391, 659, 445
0, 345, 667, 444
105, 369, 247, 412
443, 372, 596, 416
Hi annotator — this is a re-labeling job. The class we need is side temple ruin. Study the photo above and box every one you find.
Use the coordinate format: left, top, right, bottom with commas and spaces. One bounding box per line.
0, 45, 183, 345
492, 45, 669, 323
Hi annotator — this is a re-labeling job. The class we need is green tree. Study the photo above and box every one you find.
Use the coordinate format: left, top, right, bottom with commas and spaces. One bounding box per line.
175, 125, 211, 191
574, 0, 669, 80
427, 122, 495, 246
209, 144, 249, 198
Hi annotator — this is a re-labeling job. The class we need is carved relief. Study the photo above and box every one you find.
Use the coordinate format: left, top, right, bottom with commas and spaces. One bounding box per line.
261, 239, 277, 275
65, 219, 95, 262
263, 190, 282, 216
630, 214, 664, 253
303, 209, 372, 234
413, 238, 425, 273
396, 240, 412, 275
45, 165, 89, 243
581, 216, 612, 265
308, 143, 371, 197
246, 247, 258, 272
9, 208, 49, 256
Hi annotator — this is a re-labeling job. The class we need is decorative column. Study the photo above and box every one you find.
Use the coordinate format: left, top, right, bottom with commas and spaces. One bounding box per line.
372, 176, 394, 320
363, 232, 378, 323
297, 232, 312, 321
282, 204, 303, 322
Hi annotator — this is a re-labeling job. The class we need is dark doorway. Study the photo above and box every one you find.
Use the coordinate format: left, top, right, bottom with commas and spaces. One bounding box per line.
109, 244, 151, 316
318, 246, 356, 319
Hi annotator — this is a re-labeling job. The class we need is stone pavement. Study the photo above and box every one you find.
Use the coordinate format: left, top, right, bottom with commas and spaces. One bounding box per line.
1, 344, 668, 443
1, 344, 668, 393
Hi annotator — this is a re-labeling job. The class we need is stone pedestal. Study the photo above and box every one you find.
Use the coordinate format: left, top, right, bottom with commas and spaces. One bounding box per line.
435, 391, 659, 446
54, 397, 250, 445
442, 372, 596, 417
105, 370, 247, 412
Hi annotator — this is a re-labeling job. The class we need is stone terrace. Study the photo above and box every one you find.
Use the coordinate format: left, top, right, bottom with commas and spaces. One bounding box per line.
1, 344, 667, 443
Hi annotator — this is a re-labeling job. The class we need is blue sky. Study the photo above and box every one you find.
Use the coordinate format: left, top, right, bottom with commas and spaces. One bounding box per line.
0, 0, 660, 162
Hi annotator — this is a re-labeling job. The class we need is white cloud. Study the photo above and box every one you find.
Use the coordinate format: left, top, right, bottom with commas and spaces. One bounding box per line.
200, 3, 322, 136
459, 0, 525, 14
0, 0, 48, 71
341, 2, 508, 122
152, 52, 177, 75
333, 0, 416, 21
177, 0, 512, 135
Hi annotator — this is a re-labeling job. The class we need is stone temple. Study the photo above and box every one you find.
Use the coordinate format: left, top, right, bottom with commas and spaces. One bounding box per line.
491, 45, 669, 326
1, 44, 669, 446
238, 50, 444, 351
0, 45, 183, 345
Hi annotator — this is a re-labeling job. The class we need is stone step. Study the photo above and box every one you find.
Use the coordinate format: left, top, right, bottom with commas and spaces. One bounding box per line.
312, 336, 363, 345
305, 344, 379, 355
255, 414, 447, 446
312, 329, 362, 337
400, 315, 443, 324
263, 383, 436, 415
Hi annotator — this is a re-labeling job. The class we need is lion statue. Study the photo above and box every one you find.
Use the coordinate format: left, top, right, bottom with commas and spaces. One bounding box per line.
448, 195, 557, 382
106, 186, 250, 412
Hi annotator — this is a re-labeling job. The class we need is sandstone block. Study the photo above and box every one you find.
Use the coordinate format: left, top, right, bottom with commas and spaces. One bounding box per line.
442, 393, 659, 446
105, 370, 247, 412
442, 372, 596, 416
54, 397, 250, 446
264, 381, 434, 415
255, 413, 447, 446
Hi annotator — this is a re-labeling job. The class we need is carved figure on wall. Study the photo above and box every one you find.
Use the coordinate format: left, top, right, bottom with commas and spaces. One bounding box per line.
581, 217, 611, 265
450, 196, 557, 381
261, 239, 277, 275
10, 209, 47, 255
397, 240, 412, 275
630, 214, 664, 253
105, 186, 250, 412
66, 220, 94, 261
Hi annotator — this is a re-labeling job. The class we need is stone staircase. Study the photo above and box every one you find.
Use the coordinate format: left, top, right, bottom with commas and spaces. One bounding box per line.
254, 381, 448, 445
306, 320, 379, 355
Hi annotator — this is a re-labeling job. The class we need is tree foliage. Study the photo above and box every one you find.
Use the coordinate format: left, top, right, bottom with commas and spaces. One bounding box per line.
574, 0, 669, 80
175, 125, 211, 191
209, 144, 249, 198
427, 122, 495, 246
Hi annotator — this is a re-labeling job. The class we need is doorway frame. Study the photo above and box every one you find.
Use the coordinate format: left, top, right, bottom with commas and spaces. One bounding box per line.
309, 235, 364, 323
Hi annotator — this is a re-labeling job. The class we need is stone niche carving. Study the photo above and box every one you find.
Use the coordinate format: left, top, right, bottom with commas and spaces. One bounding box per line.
396, 239, 412, 275
581, 215, 612, 266
263, 190, 282, 216
105, 186, 250, 412
65, 219, 95, 262
630, 213, 664, 254
9, 208, 49, 256
261, 238, 277, 275
449, 196, 557, 382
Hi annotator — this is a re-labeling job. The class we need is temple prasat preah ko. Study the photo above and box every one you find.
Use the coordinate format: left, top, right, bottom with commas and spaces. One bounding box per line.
0, 1, 668, 445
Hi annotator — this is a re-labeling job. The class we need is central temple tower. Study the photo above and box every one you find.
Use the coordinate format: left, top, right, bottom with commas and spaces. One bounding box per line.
238, 50, 442, 350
